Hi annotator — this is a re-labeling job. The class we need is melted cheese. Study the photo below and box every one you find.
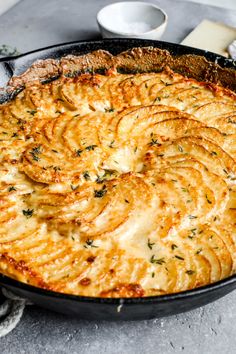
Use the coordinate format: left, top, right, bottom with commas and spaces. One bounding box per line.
0, 68, 236, 298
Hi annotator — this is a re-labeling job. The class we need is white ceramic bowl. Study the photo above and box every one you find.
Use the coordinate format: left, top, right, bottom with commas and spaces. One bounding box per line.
97, 2, 168, 40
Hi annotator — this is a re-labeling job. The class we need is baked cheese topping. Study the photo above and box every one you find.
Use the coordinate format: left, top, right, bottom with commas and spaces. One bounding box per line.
0, 68, 236, 297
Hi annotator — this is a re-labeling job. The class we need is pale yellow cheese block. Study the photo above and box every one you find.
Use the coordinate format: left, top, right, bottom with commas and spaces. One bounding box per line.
181, 19, 236, 57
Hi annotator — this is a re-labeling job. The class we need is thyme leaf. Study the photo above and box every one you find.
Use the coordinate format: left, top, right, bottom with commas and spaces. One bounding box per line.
30, 146, 41, 161
150, 255, 165, 265
147, 239, 155, 250
76, 149, 83, 156
94, 185, 107, 198
22, 208, 34, 218
71, 184, 79, 191
175, 255, 184, 260
0, 44, 20, 57
85, 145, 97, 151
205, 194, 212, 204
188, 215, 197, 219
148, 138, 161, 147
8, 186, 16, 192
27, 109, 37, 116
109, 140, 115, 148
83, 171, 90, 181
84, 239, 98, 248
105, 108, 114, 112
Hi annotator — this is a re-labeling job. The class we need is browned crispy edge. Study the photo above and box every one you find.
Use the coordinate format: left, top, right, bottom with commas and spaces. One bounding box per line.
4, 47, 236, 94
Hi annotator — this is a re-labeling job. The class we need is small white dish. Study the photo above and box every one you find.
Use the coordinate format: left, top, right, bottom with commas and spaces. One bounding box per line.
97, 1, 168, 40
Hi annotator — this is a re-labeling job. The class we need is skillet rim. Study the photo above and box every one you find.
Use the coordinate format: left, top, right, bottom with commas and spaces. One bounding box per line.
0, 272, 236, 304
0, 37, 236, 305
0, 37, 235, 64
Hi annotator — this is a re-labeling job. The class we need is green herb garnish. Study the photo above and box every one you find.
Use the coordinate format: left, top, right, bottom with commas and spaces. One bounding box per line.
27, 109, 37, 116
181, 188, 188, 193
148, 239, 155, 250
70, 184, 79, 191
85, 145, 97, 151
188, 215, 197, 219
83, 171, 90, 181
105, 108, 114, 113
175, 255, 184, 260
150, 255, 165, 265
205, 194, 212, 204
149, 138, 161, 147
8, 186, 16, 192
30, 146, 41, 161
96, 169, 115, 184
94, 185, 107, 198
84, 239, 98, 248
22, 208, 34, 218
109, 140, 115, 148
76, 149, 83, 156
0, 44, 20, 56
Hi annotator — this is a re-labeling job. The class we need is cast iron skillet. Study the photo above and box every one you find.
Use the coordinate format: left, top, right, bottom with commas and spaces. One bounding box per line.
0, 38, 236, 321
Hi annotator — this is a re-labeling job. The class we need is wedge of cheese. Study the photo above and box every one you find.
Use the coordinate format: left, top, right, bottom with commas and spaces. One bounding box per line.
181, 19, 236, 57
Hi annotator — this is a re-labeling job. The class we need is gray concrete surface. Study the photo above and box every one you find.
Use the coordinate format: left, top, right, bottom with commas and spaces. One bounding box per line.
0, 0, 235, 52
0, 0, 236, 353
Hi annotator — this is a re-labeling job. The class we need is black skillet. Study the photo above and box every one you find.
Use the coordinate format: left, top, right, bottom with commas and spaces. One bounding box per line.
0, 38, 236, 321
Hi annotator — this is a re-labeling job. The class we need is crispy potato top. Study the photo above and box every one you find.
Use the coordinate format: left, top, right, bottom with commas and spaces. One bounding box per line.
0, 67, 236, 297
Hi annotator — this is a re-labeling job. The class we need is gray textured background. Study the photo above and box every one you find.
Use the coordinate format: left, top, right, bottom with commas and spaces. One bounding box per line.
0, 0, 235, 51
0, 0, 236, 353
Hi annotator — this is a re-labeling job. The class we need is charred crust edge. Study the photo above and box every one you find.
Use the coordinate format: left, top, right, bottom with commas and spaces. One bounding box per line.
2, 46, 236, 97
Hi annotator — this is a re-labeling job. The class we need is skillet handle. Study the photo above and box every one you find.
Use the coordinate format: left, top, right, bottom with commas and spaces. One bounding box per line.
0, 59, 16, 103
0, 60, 14, 87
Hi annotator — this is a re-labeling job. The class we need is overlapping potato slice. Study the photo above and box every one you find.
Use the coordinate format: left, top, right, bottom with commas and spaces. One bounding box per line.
208, 114, 236, 134
148, 136, 236, 178
0, 67, 236, 297
25, 173, 154, 239
60, 74, 117, 112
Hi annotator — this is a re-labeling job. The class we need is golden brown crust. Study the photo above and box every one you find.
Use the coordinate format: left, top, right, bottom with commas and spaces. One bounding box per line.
100, 283, 145, 298
5, 47, 236, 93
0, 47, 236, 298
9, 59, 61, 89
60, 49, 114, 75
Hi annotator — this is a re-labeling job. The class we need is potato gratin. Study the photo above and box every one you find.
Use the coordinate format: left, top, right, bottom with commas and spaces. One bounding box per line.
1, 54, 236, 298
